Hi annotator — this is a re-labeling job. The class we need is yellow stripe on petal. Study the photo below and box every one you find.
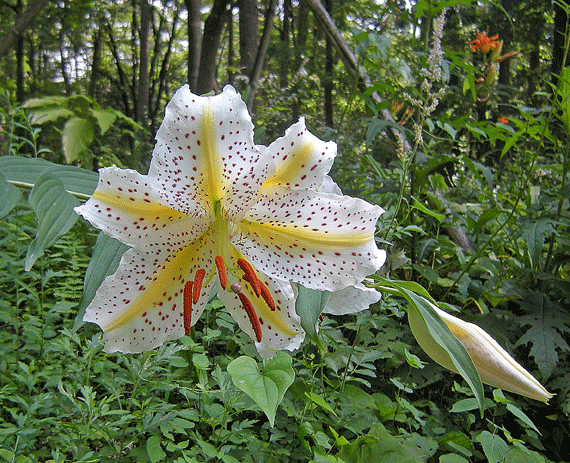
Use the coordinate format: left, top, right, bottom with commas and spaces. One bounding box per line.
200, 99, 224, 202
263, 140, 314, 188
241, 220, 374, 249
92, 190, 187, 220
103, 231, 212, 333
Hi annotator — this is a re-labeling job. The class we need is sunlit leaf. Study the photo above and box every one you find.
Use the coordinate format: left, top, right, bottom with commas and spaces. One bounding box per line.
62, 117, 94, 163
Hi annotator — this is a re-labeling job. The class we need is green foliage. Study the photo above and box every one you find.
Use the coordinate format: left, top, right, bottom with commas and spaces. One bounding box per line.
21, 94, 140, 168
1, 2, 569, 462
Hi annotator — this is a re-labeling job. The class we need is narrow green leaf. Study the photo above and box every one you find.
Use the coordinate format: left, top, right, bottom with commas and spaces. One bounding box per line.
227, 352, 294, 427
506, 403, 540, 434
62, 117, 94, 163
478, 431, 508, 463
0, 171, 22, 219
26, 173, 80, 271
304, 391, 338, 417
73, 232, 128, 330
295, 284, 329, 349
146, 436, 166, 463
412, 197, 445, 222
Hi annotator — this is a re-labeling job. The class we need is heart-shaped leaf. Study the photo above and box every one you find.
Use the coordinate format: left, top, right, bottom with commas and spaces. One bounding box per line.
227, 352, 294, 427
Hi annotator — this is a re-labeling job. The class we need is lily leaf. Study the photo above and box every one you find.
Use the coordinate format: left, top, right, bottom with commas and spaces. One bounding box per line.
295, 284, 329, 350
227, 352, 294, 427
26, 173, 80, 271
74, 232, 128, 330
0, 171, 22, 219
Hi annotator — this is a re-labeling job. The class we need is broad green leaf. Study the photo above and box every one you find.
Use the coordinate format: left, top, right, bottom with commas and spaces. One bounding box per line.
0, 156, 98, 198
62, 117, 95, 163
0, 171, 22, 219
439, 455, 470, 463
21, 95, 68, 108
73, 232, 128, 330
337, 422, 421, 463
516, 291, 570, 379
146, 435, 166, 463
26, 173, 80, 271
91, 108, 118, 135
28, 105, 74, 124
478, 431, 508, 463
227, 352, 294, 427
522, 218, 555, 269
295, 284, 329, 349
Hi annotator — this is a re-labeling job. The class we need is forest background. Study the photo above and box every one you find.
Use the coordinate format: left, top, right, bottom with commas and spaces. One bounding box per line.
0, 0, 569, 462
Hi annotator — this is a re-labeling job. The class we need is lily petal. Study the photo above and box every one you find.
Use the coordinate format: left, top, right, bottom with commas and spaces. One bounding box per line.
76, 167, 210, 248
409, 304, 553, 403
262, 118, 335, 190
235, 188, 386, 291
324, 282, 382, 315
218, 255, 304, 358
84, 227, 218, 353
149, 85, 274, 221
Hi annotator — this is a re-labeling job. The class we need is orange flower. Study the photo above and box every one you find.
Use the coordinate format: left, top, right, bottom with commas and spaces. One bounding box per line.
497, 116, 509, 124
467, 32, 501, 53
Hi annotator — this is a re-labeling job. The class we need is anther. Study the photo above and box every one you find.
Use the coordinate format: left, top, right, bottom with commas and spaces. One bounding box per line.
215, 256, 227, 289
237, 292, 262, 342
237, 258, 261, 296
258, 280, 276, 311
183, 281, 193, 335
192, 269, 206, 304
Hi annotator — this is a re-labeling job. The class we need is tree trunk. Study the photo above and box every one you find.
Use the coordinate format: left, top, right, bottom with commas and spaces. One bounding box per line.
228, 9, 234, 85
137, 0, 151, 127
247, 0, 278, 110
90, 27, 102, 100
185, 0, 202, 92
323, 0, 334, 128
552, 0, 569, 87
238, 0, 259, 78
197, 0, 229, 95
280, 0, 291, 88
0, 0, 49, 58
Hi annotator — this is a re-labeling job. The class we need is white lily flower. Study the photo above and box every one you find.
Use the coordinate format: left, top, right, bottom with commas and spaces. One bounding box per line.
409, 303, 553, 403
75, 85, 385, 357
324, 283, 382, 315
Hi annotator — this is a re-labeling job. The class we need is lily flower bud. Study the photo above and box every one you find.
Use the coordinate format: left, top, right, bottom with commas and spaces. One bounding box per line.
409, 303, 553, 403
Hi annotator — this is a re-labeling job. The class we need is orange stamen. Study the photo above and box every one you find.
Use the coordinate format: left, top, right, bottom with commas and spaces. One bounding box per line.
215, 255, 227, 289
193, 269, 206, 304
183, 281, 193, 335
237, 292, 262, 342
258, 280, 276, 311
237, 258, 261, 296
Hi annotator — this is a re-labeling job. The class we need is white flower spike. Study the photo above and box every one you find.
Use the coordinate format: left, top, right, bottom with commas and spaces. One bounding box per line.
409, 303, 553, 403
76, 85, 385, 357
